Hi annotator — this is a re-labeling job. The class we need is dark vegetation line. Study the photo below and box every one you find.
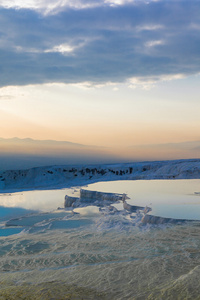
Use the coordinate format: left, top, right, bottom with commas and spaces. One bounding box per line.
0, 159, 200, 190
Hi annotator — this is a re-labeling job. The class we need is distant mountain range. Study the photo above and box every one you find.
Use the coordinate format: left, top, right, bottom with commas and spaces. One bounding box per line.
0, 137, 117, 171
1, 137, 200, 150
131, 140, 200, 150
0, 137, 200, 171
0, 137, 91, 148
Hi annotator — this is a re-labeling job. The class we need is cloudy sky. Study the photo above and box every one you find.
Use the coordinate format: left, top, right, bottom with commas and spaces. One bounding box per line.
0, 0, 200, 162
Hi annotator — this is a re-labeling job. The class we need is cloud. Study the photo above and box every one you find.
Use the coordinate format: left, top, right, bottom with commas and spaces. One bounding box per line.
0, 95, 14, 100
44, 44, 75, 54
128, 73, 186, 89
145, 40, 164, 47
0, 0, 200, 87
136, 24, 164, 31
0, 0, 155, 14
0, 85, 29, 100
0, 0, 101, 14
0, 0, 140, 15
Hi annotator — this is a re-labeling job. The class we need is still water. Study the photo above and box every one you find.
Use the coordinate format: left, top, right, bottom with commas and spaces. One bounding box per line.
0, 179, 200, 299
85, 179, 200, 220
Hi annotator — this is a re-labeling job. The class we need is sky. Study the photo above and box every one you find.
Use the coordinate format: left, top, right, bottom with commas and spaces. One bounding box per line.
0, 0, 200, 166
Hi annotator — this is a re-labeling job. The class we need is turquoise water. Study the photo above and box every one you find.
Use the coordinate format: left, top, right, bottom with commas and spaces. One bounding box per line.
0, 179, 200, 299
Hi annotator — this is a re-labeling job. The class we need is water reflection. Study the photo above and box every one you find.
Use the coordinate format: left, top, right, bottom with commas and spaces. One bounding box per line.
0, 180, 200, 233
85, 179, 200, 220
0, 188, 74, 211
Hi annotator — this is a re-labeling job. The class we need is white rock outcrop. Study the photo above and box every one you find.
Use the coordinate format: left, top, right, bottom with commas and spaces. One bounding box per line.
80, 189, 122, 203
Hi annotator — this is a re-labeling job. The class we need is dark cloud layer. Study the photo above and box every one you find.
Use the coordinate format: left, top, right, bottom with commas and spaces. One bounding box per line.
0, 0, 200, 87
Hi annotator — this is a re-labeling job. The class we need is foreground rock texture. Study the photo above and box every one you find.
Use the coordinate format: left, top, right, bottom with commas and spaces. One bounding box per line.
0, 159, 200, 191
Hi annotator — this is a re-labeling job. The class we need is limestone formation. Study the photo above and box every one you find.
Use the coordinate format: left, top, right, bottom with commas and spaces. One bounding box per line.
64, 195, 79, 208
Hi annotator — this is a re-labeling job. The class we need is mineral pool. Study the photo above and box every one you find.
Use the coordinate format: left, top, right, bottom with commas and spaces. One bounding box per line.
0, 179, 200, 299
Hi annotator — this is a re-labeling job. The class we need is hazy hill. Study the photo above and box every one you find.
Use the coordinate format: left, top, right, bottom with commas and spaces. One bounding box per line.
0, 137, 118, 171
0, 137, 200, 171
